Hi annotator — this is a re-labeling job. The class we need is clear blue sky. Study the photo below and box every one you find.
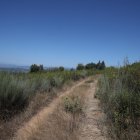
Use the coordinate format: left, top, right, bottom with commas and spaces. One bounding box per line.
0, 0, 140, 67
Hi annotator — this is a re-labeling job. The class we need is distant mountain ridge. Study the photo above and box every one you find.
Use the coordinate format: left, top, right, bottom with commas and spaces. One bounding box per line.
0, 64, 29, 69
0, 64, 30, 72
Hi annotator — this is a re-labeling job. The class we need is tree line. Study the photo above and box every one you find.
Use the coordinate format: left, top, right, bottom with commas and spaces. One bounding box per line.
30, 64, 65, 73
30, 61, 106, 72
76, 61, 106, 70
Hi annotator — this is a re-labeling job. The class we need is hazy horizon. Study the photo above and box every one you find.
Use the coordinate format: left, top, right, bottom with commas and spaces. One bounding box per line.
0, 0, 140, 67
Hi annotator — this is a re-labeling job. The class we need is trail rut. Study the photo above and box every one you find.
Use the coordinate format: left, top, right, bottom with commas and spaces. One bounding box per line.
79, 79, 106, 140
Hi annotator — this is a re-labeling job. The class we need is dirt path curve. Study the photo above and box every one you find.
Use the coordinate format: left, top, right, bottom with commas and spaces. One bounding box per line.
14, 78, 89, 140
79, 78, 107, 140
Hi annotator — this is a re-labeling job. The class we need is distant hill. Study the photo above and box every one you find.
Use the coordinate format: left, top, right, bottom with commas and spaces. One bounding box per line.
0, 64, 29, 72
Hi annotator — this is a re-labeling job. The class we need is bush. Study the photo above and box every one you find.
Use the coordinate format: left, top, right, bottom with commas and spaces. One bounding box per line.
59, 66, 64, 71
76, 64, 85, 70
63, 95, 82, 114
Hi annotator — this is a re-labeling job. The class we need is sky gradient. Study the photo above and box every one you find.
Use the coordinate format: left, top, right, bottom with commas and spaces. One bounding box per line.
0, 0, 140, 67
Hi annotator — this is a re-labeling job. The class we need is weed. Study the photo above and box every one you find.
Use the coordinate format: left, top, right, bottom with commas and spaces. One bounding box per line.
63, 95, 82, 114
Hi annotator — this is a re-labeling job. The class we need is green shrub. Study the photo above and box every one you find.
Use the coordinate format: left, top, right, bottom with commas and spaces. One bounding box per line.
63, 96, 82, 114
76, 64, 85, 70
59, 66, 64, 71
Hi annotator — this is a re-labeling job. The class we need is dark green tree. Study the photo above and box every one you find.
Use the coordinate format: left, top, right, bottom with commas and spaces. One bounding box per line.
96, 61, 106, 70
96, 61, 101, 70
30, 64, 40, 72
85, 62, 96, 69
59, 66, 64, 71
39, 64, 44, 71
101, 61, 106, 70
76, 64, 85, 70
30, 64, 44, 72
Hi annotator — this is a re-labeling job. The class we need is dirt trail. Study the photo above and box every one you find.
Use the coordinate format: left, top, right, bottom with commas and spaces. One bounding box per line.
14, 78, 89, 140
14, 77, 107, 140
79, 79, 106, 140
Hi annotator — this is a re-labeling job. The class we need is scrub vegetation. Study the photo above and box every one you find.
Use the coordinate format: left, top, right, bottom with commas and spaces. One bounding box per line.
0, 61, 104, 140
96, 61, 140, 140
0, 69, 94, 119
2, 60, 140, 140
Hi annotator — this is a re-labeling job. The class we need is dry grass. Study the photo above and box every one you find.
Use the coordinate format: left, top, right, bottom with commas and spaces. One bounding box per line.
0, 93, 53, 140
13, 80, 90, 140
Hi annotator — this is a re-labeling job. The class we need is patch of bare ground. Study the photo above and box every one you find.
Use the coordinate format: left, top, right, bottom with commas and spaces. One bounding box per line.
78, 78, 107, 140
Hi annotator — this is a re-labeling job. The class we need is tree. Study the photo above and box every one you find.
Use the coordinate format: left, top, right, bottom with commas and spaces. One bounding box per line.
59, 66, 64, 71
96, 61, 101, 70
30, 64, 44, 72
30, 64, 39, 72
96, 61, 106, 70
85, 62, 96, 69
76, 64, 85, 70
39, 64, 44, 71
101, 61, 106, 70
